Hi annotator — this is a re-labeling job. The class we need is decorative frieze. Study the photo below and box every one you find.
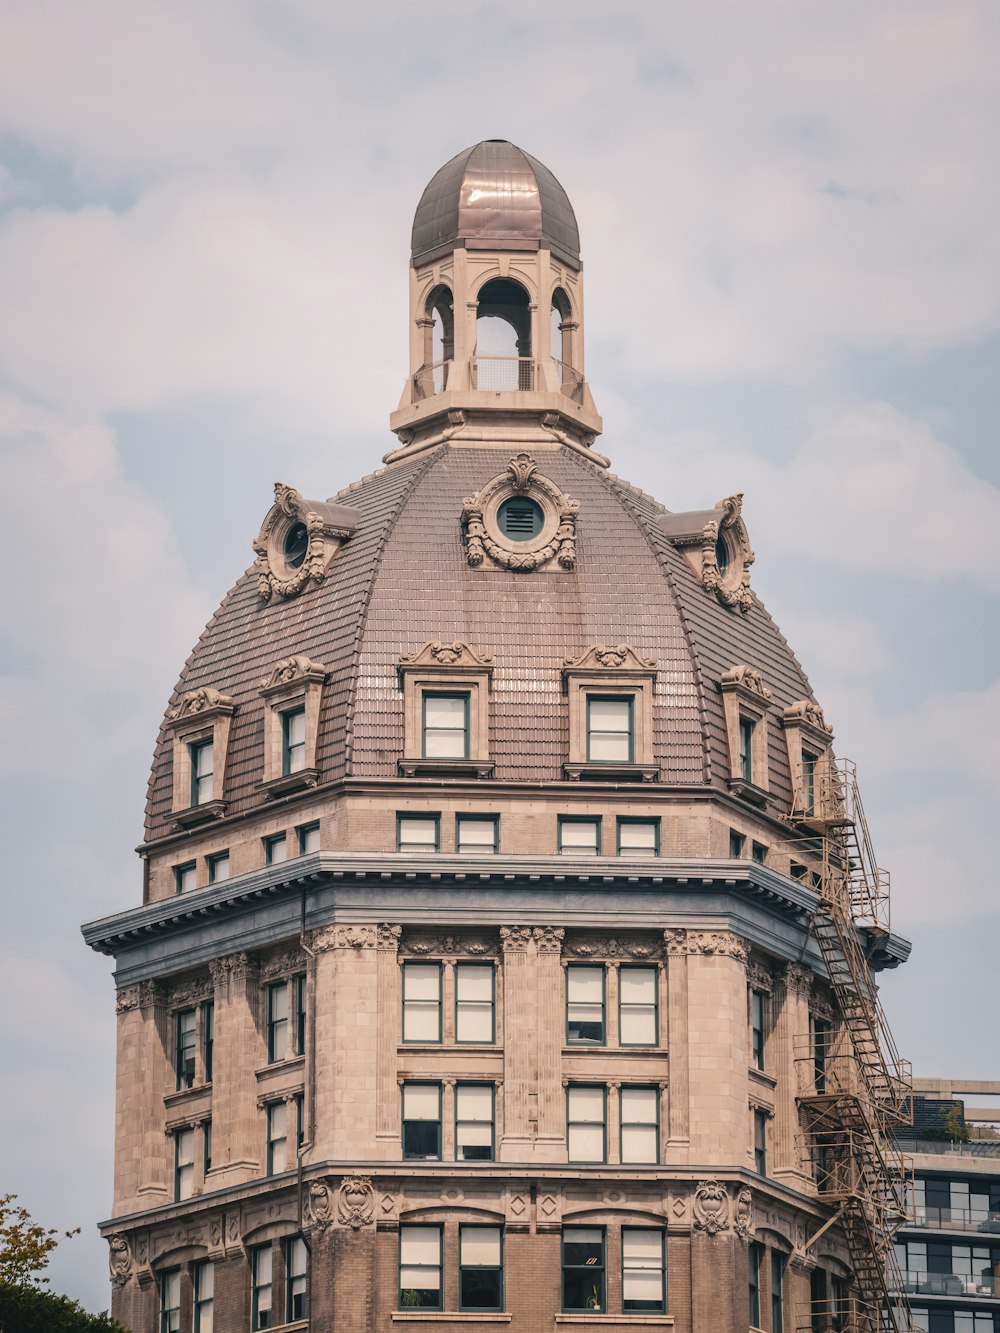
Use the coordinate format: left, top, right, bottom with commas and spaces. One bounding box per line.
784, 962, 814, 997
563, 935, 662, 959
259, 946, 307, 980
169, 975, 215, 1007
663, 929, 749, 962
747, 959, 774, 993
311, 925, 376, 952
400, 931, 495, 956
209, 952, 258, 983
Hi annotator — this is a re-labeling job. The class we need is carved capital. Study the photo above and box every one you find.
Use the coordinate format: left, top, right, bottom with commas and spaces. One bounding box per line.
747, 959, 774, 993
500, 926, 532, 953
664, 929, 748, 961
733, 1188, 754, 1241
209, 952, 258, 984
311, 925, 377, 951
533, 926, 565, 953
784, 962, 814, 997
115, 986, 141, 1014
377, 924, 403, 952
137, 980, 167, 1011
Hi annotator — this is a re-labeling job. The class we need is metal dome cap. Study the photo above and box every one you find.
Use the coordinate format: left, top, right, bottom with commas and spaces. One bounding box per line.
410, 140, 581, 268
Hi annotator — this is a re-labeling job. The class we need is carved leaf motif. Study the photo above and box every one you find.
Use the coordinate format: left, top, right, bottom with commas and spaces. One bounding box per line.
108, 1234, 131, 1287
693, 1179, 731, 1235
337, 1176, 375, 1230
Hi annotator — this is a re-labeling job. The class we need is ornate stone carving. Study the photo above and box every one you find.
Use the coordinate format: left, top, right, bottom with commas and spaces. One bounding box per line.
337, 1176, 375, 1230
533, 926, 565, 953
108, 1233, 131, 1288
259, 656, 328, 691
700, 493, 755, 614
307, 1181, 333, 1232
500, 926, 532, 952
693, 1179, 731, 1234
720, 664, 772, 700
259, 947, 307, 981
663, 929, 749, 962
115, 987, 140, 1014
311, 925, 377, 951
209, 952, 257, 983
563, 644, 656, 673
747, 959, 774, 993
733, 1188, 754, 1241
169, 975, 214, 1006
399, 640, 495, 669
253, 481, 358, 601
563, 935, 662, 959
401, 932, 495, 956
167, 687, 236, 722
784, 963, 814, 997
783, 699, 833, 735
137, 980, 167, 1010
461, 454, 579, 572
377, 924, 403, 951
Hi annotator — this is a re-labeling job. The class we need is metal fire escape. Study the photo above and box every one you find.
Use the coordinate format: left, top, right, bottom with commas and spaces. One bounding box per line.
790, 758, 914, 1333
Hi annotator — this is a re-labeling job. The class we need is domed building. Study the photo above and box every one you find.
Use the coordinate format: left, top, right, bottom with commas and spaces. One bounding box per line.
85, 141, 914, 1333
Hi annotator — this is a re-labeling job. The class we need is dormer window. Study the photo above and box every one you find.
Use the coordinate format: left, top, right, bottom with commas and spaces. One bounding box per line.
259, 657, 327, 797
165, 687, 236, 828
739, 716, 756, 784
562, 645, 657, 782
422, 693, 469, 760
282, 707, 306, 776
190, 738, 214, 806
587, 696, 633, 764
398, 642, 494, 778
782, 700, 835, 822
719, 666, 772, 806
801, 748, 818, 817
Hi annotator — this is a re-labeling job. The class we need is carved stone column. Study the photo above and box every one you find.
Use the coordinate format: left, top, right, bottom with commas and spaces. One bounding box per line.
664, 931, 690, 1155
533, 926, 565, 1160
119, 982, 171, 1205
206, 952, 261, 1188
773, 963, 814, 1190
375, 925, 402, 1149
499, 927, 534, 1160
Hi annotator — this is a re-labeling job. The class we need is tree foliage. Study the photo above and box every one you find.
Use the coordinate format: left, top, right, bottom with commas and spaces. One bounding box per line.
0, 1283, 128, 1333
0, 1194, 78, 1288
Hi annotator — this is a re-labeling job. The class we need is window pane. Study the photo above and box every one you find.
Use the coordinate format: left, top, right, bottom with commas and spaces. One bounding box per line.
456, 1003, 493, 1042
403, 1007, 439, 1042
620, 968, 656, 1005
403, 1085, 439, 1118
424, 728, 466, 758
401, 1225, 441, 1266
457, 965, 493, 1001
285, 709, 305, 747
298, 824, 320, 854
399, 818, 437, 848
621, 1125, 658, 1163
619, 822, 656, 854
589, 699, 631, 730
404, 965, 440, 1000
568, 967, 603, 1001
564, 1229, 603, 1261
568, 1124, 604, 1161
424, 695, 466, 726
560, 821, 599, 852
589, 732, 630, 761
461, 1227, 501, 1266
458, 818, 496, 850
457, 1086, 493, 1119
266, 835, 287, 864
569, 1087, 604, 1119
622, 1087, 657, 1122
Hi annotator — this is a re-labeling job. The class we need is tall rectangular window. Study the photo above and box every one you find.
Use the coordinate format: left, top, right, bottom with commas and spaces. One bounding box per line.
266, 1101, 288, 1174
831, 1276, 849, 1333
754, 1109, 768, 1176
207, 851, 230, 884
739, 715, 755, 782
619, 965, 658, 1046
620, 1087, 659, 1164
264, 833, 287, 865
285, 1236, 308, 1321
190, 738, 214, 806
455, 963, 494, 1043
802, 748, 818, 815
622, 1229, 665, 1314
294, 974, 306, 1056
771, 1251, 785, 1333
811, 1015, 832, 1094
567, 1086, 606, 1163
203, 1118, 212, 1175
203, 1001, 214, 1084
281, 707, 306, 776
566, 964, 605, 1044
174, 1127, 194, 1201
456, 814, 499, 853
297, 821, 320, 855
751, 841, 768, 865
174, 862, 197, 894
399, 1225, 442, 1310
459, 1225, 503, 1312
397, 814, 440, 853
175, 1009, 196, 1090
267, 982, 290, 1063
194, 1261, 214, 1333
455, 1084, 494, 1161
402, 1083, 441, 1160
750, 990, 766, 1070
251, 1245, 273, 1331
729, 829, 746, 858
617, 818, 659, 856
402, 962, 442, 1043
562, 1228, 605, 1313
748, 1241, 762, 1327
160, 1269, 181, 1333
587, 695, 633, 763
422, 692, 469, 759
558, 816, 601, 856
295, 1092, 304, 1151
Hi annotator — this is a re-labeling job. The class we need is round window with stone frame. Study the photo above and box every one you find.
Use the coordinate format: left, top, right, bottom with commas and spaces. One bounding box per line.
484, 485, 560, 557
267, 510, 316, 582
462, 453, 580, 573
714, 527, 740, 589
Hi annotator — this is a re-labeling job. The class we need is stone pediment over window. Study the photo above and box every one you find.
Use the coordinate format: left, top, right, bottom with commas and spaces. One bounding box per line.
719, 665, 773, 806
253, 481, 360, 601
461, 453, 579, 573
165, 687, 236, 827
661, 493, 755, 614
398, 641, 494, 778
562, 644, 658, 782
259, 656, 328, 797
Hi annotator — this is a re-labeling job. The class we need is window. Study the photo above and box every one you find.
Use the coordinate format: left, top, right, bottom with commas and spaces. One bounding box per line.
176, 1009, 196, 1090
558, 816, 601, 856
294, 975, 305, 1057
402, 962, 441, 1043
620, 1087, 659, 1163
422, 692, 469, 759
617, 818, 659, 857
456, 963, 494, 1043
399, 1225, 442, 1310
174, 862, 197, 894
754, 1109, 768, 1176
174, 1127, 194, 1201
402, 1083, 441, 1160
586, 695, 633, 763
295, 1092, 304, 1150
190, 738, 214, 806
562, 1228, 605, 1313
622, 1229, 665, 1313
160, 1269, 181, 1333
297, 821, 320, 855
802, 748, 818, 816
751, 841, 768, 865
566, 964, 605, 1045
748, 1241, 763, 1327
790, 861, 807, 881
397, 814, 440, 853
459, 1225, 503, 1311
619, 966, 658, 1046
771, 1251, 785, 1333
264, 833, 287, 865
285, 1236, 308, 1321
207, 851, 230, 884
567, 1086, 606, 1163
456, 814, 499, 853
194, 1261, 214, 1333
282, 706, 306, 775
497, 495, 543, 539
266, 1101, 287, 1174
203, 1118, 212, 1174
811, 1015, 831, 1093
830, 1276, 849, 1333
203, 1001, 214, 1084
267, 982, 290, 1062
730, 829, 746, 858
456, 1084, 494, 1161
750, 990, 766, 1070
252, 1245, 273, 1330
739, 715, 755, 782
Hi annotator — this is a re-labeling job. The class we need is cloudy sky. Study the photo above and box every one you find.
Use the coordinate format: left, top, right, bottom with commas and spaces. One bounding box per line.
1, 0, 998, 1311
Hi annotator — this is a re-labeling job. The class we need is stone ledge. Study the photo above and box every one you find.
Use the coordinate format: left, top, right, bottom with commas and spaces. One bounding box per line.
554, 1318, 674, 1326
391, 1316, 512, 1324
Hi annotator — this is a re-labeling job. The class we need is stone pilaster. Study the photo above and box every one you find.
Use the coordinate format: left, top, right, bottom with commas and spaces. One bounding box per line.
375, 924, 402, 1148
533, 925, 565, 1159
499, 926, 534, 1159
664, 931, 690, 1154
772, 962, 814, 1190
206, 952, 262, 1188
134, 981, 171, 1203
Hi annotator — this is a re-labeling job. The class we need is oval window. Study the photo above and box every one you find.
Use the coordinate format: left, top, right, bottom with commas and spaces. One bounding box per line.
497, 496, 544, 541
715, 533, 730, 579
284, 522, 309, 569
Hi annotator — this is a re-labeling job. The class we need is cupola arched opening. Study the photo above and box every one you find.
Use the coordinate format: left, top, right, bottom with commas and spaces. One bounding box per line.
473, 278, 533, 391
416, 285, 453, 397
550, 287, 573, 367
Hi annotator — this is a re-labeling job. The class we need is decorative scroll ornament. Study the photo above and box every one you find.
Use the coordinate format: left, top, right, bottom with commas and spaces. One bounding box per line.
307, 1181, 333, 1232
253, 481, 358, 601
563, 643, 656, 673
564, 935, 662, 959
337, 1176, 375, 1230
783, 699, 833, 736
401, 932, 495, 956
398, 641, 494, 669
663, 929, 749, 962
720, 664, 772, 700
108, 1233, 132, 1287
259, 656, 327, 691
168, 687, 235, 723
733, 1189, 754, 1241
693, 1179, 731, 1234
462, 453, 579, 572
701, 493, 755, 614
